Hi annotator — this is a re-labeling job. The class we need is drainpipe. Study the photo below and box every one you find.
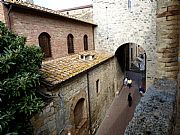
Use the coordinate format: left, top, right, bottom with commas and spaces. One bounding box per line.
92, 27, 95, 50
7, 4, 12, 31
87, 72, 92, 135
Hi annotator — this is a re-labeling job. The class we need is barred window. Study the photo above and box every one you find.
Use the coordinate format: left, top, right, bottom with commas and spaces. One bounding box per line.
84, 35, 88, 51
67, 34, 74, 54
38, 32, 51, 58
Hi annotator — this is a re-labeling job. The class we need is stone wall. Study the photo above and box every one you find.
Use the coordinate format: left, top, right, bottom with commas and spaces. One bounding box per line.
6, 6, 94, 59
93, 0, 157, 87
88, 57, 123, 134
60, 5, 93, 23
156, 0, 180, 80
31, 57, 123, 135
125, 79, 177, 135
0, 1, 5, 23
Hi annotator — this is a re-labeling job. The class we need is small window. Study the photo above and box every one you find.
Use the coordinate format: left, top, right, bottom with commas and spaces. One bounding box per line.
131, 48, 133, 61
84, 35, 88, 51
96, 79, 99, 94
38, 32, 51, 58
67, 34, 74, 54
128, 0, 131, 10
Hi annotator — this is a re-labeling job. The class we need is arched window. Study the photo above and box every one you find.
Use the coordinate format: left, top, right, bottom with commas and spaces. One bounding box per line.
84, 35, 88, 51
67, 34, 74, 54
38, 32, 51, 58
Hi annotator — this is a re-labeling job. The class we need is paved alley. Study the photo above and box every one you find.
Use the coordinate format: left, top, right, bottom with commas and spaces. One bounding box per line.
96, 71, 142, 135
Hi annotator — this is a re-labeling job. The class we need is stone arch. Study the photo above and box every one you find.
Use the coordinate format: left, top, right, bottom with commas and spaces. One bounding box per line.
74, 98, 85, 128
115, 42, 146, 88
112, 37, 147, 55
69, 90, 88, 126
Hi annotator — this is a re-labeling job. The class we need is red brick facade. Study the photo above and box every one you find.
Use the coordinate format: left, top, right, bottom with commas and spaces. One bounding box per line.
1, 3, 95, 59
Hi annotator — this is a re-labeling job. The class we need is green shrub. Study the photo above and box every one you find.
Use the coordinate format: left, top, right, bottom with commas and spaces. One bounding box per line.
0, 21, 43, 135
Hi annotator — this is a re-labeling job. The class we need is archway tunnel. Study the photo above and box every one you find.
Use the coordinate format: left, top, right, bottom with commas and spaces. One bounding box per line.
115, 43, 146, 89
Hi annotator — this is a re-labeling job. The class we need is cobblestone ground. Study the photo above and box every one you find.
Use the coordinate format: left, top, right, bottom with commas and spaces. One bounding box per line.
96, 71, 143, 135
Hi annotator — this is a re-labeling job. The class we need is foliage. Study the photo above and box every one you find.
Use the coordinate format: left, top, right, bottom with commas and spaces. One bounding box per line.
0, 21, 43, 134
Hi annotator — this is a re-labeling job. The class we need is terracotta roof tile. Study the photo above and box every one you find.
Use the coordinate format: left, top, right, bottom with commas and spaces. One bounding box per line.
41, 51, 113, 85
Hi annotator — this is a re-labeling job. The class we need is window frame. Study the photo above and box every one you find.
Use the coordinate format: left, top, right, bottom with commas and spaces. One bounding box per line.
83, 35, 88, 51
38, 32, 52, 58
67, 34, 74, 54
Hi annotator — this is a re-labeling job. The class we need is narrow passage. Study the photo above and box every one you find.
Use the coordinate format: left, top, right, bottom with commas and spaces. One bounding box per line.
96, 72, 142, 135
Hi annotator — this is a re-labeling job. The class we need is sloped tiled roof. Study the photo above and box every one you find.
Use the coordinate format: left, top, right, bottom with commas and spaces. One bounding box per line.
3, 0, 96, 25
41, 51, 113, 85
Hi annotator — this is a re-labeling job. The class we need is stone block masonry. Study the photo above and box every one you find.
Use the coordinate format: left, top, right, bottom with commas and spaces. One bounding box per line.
31, 57, 123, 135
93, 0, 157, 87
156, 0, 180, 80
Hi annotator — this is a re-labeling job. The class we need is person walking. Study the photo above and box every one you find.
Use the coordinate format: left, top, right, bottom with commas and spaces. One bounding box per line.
127, 78, 132, 89
123, 77, 128, 86
139, 85, 145, 96
128, 93, 132, 107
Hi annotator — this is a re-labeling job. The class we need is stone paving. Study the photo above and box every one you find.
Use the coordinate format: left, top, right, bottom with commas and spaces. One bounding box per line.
96, 71, 142, 135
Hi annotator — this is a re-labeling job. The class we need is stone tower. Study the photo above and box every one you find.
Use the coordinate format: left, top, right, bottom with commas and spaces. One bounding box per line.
156, 0, 180, 81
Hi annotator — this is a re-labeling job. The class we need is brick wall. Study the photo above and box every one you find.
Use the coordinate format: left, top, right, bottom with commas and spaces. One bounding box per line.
8, 7, 94, 59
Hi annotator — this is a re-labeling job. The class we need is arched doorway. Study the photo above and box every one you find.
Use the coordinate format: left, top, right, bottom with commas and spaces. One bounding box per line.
115, 43, 146, 88
73, 98, 87, 134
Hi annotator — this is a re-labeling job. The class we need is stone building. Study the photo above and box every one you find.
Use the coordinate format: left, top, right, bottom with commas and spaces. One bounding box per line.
0, 0, 123, 134
59, 4, 93, 23
0, 0, 179, 135
93, 0, 180, 87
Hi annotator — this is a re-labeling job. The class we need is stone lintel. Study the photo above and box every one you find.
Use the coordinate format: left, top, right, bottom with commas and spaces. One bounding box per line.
163, 66, 179, 72
167, 15, 180, 21
157, 10, 180, 18
165, 62, 178, 67
158, 43, 178, 49
157, 47, 178, 53
162, 52, 178, 58
159, 29, 179, 35
157, 57, 177, 63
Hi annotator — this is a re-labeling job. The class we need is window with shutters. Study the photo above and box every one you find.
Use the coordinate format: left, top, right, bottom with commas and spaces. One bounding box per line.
38, 32, 51, 58
84, 35, 88, 51
67, 34, 74, 54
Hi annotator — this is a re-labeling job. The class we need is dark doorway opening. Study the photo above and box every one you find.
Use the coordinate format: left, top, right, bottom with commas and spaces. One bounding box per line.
115, 43, 130, 73
115, 43, 146, 89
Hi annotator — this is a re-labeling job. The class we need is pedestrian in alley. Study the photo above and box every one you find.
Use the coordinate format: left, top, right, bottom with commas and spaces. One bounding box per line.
123, 76, 128, 86
139, 85, 145, 96
128, 93, 132, 107
127, 78, 132, 89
